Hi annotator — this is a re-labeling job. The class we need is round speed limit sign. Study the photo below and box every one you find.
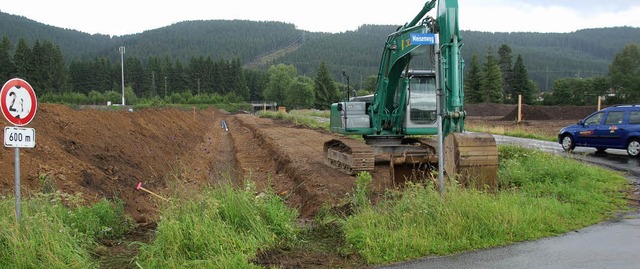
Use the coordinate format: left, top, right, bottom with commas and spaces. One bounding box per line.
1, 78, 37, 126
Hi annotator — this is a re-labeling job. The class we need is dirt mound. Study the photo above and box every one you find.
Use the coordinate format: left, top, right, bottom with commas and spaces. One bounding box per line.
465, 103, 516, 117
500, 104, 599, 121
465, 103, 598, 121
0, 104, 393, 223
501, 104, 552, 121
0, 104, 228, 222
232, 114, 393, 217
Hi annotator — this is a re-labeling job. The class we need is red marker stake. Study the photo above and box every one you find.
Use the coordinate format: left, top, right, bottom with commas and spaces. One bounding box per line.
136, 182, 169, 202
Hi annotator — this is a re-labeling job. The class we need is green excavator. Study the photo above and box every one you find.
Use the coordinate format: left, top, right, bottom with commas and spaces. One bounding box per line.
324, 0, 498, 187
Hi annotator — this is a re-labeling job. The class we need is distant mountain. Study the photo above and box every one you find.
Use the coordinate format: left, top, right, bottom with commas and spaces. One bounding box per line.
1, 11, 639, 91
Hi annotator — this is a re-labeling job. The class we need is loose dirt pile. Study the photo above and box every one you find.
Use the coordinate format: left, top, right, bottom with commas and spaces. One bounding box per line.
465, 103, 598, 120
0, 104, 231, 222
0, 104, 395, 223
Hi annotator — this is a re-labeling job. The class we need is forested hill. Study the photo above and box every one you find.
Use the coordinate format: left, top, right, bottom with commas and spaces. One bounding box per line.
1, 11, 639, 91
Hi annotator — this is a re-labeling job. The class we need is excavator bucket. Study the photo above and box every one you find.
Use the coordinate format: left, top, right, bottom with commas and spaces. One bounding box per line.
389, 149, 438, 186
444, 132, 498, 189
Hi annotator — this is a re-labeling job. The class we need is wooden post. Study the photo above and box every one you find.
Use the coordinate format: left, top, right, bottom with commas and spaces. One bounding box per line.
597, 96, 602, 111
518, 95, 522, 123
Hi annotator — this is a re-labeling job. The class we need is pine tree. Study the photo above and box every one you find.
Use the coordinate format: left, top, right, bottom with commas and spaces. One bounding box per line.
511, 55, 534, 104
0, 36, 16, 81
13, 38, 32, 81
313, 61, 338, 109
464, 54, 483, 103
480, 47, 504, 103
498, 44, 514, 103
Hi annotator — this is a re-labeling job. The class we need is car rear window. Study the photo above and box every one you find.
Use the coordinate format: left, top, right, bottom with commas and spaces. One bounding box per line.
605, 111, 625, 125
629, 111, 640, 124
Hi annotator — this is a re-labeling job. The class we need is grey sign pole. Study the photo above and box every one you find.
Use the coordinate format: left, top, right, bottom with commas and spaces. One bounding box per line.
1, 78, 38, 223
14, 147, 21, 222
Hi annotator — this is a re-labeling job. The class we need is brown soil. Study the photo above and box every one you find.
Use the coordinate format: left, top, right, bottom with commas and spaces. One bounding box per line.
465, 103, 598, 121
0, 103, 603, 268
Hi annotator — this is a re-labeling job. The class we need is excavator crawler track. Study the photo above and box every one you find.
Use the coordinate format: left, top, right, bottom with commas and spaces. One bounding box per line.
323, 139, 375, 175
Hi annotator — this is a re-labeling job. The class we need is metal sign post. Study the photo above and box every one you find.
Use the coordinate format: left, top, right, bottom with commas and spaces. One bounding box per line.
14, 148, 21, 220
1, 78, 38, 222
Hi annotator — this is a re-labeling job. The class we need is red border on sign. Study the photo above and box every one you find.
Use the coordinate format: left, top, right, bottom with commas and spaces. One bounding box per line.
1, 78, 38, 126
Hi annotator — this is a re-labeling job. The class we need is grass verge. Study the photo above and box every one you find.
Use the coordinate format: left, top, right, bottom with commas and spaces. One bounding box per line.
341, 145, 630, 265
258, 110, 329, 130
0, 193, 133, 269
466, 122, 557, 142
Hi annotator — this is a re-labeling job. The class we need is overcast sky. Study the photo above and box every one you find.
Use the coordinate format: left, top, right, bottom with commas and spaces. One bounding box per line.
1, 0, 639, 36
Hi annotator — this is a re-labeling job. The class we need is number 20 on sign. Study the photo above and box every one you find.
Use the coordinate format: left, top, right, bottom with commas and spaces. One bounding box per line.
1, 78, 37, 126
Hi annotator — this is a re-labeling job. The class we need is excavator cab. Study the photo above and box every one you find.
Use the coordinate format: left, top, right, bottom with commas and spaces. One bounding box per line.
405, 70, 438, 134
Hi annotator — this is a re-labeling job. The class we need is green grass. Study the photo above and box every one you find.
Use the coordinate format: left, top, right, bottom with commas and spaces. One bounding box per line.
466, 124, 557, 142
503, 129, 557, 141
132, 102, 251, 112
0, 193, 134, 269
259, 110, 330, 130
135, 183, 298, 268
341, 145, 630, 265
288, 109, 330, 118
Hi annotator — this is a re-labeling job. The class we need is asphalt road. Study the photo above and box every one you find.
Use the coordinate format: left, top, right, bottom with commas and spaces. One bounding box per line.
380, 134, 640, 269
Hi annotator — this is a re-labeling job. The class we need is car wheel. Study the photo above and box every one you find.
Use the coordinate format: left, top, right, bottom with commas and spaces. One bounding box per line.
627, 139, 640, 157
561, 135, 575, 152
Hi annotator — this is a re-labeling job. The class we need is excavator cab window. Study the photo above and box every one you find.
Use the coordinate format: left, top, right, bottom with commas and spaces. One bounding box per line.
408, 75, 437, 124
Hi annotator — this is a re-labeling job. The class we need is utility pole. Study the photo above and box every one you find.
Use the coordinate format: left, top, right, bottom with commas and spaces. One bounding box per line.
152, 71, 156, 95
342, 70, 350, 130
119, 46, 125, 105
342, 70, 350, 100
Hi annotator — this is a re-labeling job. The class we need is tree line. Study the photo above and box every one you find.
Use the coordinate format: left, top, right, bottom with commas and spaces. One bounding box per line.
464, 42, 640, 106
1, 34, 638, 109
541, 43, 640, 106
465, 44, 537, 105
0, 35, 343, 109
5, 10, 638, 95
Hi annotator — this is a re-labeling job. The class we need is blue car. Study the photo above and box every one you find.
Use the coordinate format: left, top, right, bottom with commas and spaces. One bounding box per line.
558, 105, 640, 157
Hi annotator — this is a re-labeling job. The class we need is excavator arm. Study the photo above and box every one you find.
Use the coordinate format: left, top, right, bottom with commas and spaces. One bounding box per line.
371, 0, 437, 135
436, 0, 465, 135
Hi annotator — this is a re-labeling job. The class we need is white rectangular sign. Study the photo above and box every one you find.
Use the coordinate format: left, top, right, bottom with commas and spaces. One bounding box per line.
4, 127, 35, 148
